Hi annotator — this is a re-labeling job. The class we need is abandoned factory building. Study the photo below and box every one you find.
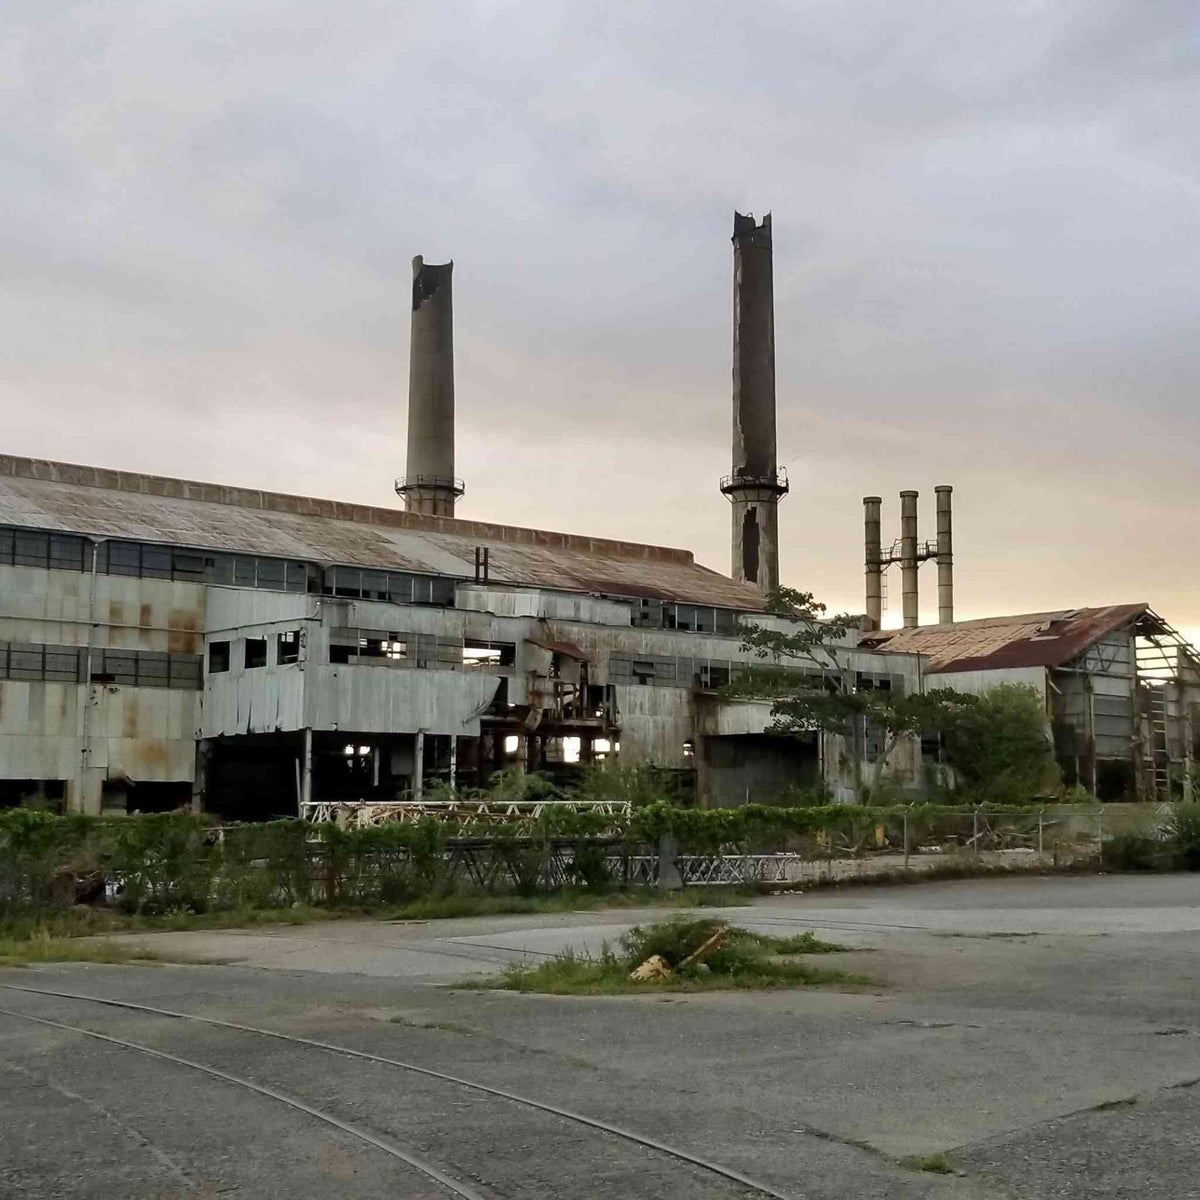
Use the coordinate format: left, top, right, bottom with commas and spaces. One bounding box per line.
2, 212, 1194, 816
0, 454, 923, 816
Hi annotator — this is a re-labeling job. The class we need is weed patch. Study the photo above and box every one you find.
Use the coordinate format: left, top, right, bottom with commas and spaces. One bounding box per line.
0, 932, 162, 969
461, 917, 865, 995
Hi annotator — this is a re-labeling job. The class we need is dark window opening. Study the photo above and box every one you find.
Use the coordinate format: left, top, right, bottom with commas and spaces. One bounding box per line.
277, 631, 300, 665
209, 641, 230, 673
244, 638, 267, 669
741, 508, 759, 583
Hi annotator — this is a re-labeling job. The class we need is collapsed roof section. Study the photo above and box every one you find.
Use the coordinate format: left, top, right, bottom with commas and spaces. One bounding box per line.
860, 605, 1152, 673
0, 454, 768, 612
861, 604, 1200, 681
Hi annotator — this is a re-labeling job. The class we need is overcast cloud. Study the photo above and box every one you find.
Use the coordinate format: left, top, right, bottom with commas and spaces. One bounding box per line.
4, 1, 1199, 634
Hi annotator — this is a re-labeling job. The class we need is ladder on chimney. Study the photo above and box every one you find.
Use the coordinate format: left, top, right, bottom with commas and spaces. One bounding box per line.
879, 564, 889, 615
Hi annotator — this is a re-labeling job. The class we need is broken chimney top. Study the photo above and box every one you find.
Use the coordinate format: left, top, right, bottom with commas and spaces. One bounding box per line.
412, 255, 453, 312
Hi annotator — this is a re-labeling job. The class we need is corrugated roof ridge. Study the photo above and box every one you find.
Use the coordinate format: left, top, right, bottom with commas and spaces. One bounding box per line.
0, 453, 695, 566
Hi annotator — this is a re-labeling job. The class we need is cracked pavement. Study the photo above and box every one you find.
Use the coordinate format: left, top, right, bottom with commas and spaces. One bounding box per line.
3, 874, 1200, 1198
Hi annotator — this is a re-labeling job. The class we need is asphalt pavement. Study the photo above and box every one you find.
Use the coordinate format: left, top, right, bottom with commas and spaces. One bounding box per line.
3, 873, 1200, 1199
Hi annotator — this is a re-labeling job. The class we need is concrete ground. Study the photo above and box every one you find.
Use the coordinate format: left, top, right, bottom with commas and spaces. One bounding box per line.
3, 873, 1200, 1198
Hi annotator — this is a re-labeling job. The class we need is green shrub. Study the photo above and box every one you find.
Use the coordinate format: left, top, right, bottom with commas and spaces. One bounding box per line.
1166, 804, 1200, 871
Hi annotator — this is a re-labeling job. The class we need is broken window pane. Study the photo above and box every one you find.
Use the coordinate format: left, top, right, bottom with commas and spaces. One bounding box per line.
277, 631, 301, 665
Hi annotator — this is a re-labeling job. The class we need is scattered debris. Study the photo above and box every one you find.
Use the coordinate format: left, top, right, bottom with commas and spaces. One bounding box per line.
629, 954, 673, 981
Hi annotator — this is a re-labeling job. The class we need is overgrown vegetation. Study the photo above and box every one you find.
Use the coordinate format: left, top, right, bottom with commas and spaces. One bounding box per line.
467, 917, 862, 994
0, 930, 163, 969
734, 587, 1060, 802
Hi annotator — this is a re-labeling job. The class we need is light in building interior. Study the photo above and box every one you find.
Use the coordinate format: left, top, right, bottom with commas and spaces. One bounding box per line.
683, 740, 695, 758
343, 744, 355, 756
563, 736, 581, 763
504, 735, 519, 753
594, 738, 611, 753
358, 745, 370, 756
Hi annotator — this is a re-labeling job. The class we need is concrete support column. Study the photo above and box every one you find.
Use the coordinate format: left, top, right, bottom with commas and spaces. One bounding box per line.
863, 496, 882, 630
900, 490, 919, 629
301, 728, 313, 811
935, 484, 953, 625
414, 730, 425, 801
512, 734, 526, 775
372, 746, 381, 788
192, 738, 211, 814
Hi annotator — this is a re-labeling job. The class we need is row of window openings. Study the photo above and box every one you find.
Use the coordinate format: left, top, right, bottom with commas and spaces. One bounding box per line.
4, 529, 743, 630
611, 656, 903, 694
0, 642, 202, 689
208, 633, 517, 673
628, 598, 741, 635
208, 632, 300, 673
0, 529, 455, 605
329, 631, 516, 671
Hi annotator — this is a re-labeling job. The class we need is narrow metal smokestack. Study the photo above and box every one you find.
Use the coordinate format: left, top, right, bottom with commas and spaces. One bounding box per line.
395, 255, 464, 517
900, 489, 919, 628
721, 211, 788, 595
935, 484, 953, 625
863, 496, 882, 630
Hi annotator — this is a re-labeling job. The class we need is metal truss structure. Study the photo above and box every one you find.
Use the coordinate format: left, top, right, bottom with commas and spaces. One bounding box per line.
301, 798, 632, 833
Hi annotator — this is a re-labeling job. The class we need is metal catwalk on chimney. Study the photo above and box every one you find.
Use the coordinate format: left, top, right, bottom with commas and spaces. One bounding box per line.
395, 255, 464, 517
720, 211, 788, 595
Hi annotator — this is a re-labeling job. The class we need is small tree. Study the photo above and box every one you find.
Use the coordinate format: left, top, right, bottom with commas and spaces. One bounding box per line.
933, 683, 1058, 802
734, 588, 945, 800
733, 589, 1051, 803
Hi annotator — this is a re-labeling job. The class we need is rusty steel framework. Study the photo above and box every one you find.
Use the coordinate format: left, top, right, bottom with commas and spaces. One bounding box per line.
1132, 609, 1200, 801
301, 798, 632, 832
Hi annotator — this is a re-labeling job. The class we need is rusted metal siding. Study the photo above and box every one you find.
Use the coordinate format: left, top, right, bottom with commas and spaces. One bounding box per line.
863, 605, 1148, 672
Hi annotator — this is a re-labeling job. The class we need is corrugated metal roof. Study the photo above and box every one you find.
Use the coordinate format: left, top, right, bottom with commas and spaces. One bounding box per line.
0, 454, 767, 611
860, 604, 1149, 672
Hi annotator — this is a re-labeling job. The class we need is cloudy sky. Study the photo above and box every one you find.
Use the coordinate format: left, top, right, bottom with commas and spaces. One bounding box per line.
6, 2, 1199, 636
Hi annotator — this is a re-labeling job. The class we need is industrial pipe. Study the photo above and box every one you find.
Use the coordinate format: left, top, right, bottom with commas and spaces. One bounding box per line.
935, 484, 953, 625
900, 490, 918, 629
863, 496, 882, 630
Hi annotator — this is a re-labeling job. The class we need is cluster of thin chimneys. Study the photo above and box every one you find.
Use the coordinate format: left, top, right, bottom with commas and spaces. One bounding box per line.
863, 487, 953, 630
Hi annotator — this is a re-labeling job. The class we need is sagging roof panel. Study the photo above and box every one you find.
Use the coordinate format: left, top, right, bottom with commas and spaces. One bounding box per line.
860, 605, 1149, 673
0, 454, 768, 612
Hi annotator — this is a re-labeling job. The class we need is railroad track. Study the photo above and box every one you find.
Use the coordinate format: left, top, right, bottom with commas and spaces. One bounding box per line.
0, 981, 795, 1200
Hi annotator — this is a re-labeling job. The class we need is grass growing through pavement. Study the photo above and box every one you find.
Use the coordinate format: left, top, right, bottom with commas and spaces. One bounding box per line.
0, 887, 754, 947
462, 916, 870, 995
0, 930, 163, 969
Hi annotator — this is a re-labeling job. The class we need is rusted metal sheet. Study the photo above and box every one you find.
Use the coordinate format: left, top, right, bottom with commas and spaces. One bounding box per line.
863, 605, 1148, 673
0, 455, 766, 610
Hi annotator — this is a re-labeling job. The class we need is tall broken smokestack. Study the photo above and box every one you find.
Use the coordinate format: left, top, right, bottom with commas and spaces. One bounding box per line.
935, 484, 953, 624
395, 256, 464, 517
863, 496, 882, 630
900, 490, 919, 629
721, 211, 788, 595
